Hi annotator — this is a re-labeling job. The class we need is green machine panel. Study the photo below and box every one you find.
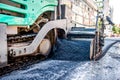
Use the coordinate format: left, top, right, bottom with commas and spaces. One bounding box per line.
0, 0, 57, 26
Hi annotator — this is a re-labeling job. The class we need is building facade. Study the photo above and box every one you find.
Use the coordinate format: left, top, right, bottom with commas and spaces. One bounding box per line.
61, 0, 98, 27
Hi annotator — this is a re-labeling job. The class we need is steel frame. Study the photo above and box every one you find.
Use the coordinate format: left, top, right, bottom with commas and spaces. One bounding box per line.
0, 24, 7, 68
8, 19, 68, 57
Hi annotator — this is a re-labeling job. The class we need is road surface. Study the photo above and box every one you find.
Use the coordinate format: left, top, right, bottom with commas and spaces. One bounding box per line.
0, 37, 120, 80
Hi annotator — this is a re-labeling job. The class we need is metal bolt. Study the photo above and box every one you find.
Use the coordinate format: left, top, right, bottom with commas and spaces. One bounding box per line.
24, 48, 26, 53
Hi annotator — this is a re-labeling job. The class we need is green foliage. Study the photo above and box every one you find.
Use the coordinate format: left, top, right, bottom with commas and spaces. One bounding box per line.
112, 25, 120, 34
98, 18, 102, 29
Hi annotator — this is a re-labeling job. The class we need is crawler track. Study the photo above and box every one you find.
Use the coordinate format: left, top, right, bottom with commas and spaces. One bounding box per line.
0, 55, 47, 76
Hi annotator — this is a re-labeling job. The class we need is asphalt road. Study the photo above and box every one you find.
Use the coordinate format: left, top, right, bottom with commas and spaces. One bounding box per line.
0, 37, 120, 80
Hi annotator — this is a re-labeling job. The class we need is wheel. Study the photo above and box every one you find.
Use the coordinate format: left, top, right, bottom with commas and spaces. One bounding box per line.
38, 39, 52, 57
38, 29, 57, 58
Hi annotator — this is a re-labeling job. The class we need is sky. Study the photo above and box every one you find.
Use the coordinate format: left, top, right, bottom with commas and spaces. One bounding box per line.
109, 0, 120, 24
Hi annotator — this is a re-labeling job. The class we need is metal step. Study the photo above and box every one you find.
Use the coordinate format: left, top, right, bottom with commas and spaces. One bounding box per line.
71, 27, 96, 31
67, 27, 96, 39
